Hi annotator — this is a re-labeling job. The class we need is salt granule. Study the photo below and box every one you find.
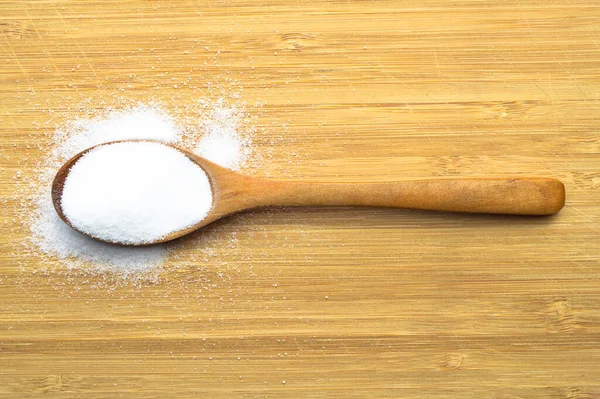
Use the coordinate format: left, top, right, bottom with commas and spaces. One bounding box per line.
61, 141, 213, 245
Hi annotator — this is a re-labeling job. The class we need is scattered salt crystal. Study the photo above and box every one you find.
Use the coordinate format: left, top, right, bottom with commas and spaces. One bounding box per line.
195, 132, 249, 171
53, 106, 181, 160
195, 101, 252, 171
61, 141, 213, 245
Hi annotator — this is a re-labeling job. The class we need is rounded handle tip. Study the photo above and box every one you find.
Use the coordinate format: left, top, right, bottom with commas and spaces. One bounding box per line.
544, 179, 565, 215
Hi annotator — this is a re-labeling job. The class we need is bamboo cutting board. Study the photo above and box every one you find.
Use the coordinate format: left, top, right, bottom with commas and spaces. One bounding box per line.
1, 1, 599, 398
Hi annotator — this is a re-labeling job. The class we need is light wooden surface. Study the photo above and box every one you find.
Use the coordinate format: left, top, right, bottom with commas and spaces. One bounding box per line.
1, 1, 600, 398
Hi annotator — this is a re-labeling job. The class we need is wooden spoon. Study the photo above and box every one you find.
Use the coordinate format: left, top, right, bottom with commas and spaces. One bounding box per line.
52, 140, 565, 246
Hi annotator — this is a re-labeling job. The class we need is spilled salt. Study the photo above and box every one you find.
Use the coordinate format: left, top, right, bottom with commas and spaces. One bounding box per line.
53, 106, 182, 159
195, 101, 252, 170
61, 141, 213, 245
27, 100, 254, 276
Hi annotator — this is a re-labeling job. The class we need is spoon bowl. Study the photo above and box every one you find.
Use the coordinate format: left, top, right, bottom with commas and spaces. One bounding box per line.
52, 140, 256, 245
53, 140, 566, 246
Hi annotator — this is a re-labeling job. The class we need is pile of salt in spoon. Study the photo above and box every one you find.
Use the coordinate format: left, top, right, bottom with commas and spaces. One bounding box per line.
60, 141, 214, 245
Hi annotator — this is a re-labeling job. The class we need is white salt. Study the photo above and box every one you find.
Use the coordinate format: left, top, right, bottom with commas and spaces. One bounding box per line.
61, 141, 213, 245
32, 199, 166, 275
196, 133, 248, 170
26, 100, 255, 276
30, 105, 179, 275
194, 101, 252, 171
53, 105, 181, 160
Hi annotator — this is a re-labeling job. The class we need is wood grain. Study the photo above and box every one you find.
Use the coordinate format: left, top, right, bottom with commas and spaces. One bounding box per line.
1, 0, 599, 398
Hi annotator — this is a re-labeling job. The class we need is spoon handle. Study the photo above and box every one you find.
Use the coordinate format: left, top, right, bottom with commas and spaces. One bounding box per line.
255, 177, 564, 215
